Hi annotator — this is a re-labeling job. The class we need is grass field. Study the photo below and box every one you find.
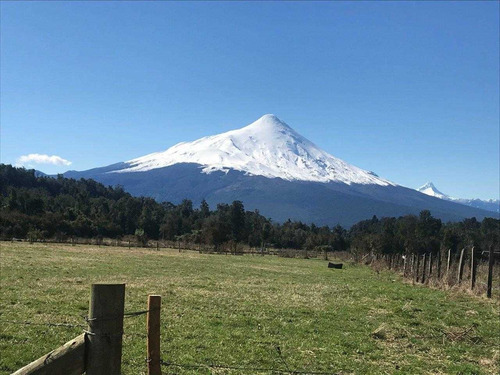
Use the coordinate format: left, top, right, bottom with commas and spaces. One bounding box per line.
1, 242, 499, 374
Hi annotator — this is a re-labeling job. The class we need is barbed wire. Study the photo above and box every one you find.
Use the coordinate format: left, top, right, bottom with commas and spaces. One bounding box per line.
84, 307, 161, 322
160, 360, 338, 374
1, 307, 160, 334
0, 319, 86, 329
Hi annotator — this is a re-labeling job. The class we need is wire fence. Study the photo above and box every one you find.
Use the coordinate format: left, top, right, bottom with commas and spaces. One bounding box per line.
1, 308, 340, 375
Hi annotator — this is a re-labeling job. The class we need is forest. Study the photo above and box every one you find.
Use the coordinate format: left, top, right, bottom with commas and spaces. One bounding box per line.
1, 164, 498, 257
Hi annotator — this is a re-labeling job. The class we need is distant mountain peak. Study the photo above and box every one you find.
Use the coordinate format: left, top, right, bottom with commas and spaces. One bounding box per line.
417, 182, 449, 199
112, 115, 394, 186
417, 182, 499, 213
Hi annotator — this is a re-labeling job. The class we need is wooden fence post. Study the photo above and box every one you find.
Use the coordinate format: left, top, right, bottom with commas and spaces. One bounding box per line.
403, 254, 408, 277
446, 248, 451, 279
86, 284, 125, 375
12, 334, 86, 375
147, 295, 162, 375
428, 253, 433, 281
414, 254, 420, 283
457, 248, 466, 285
470, 246, 477, 291
436, 250, 442, 280
487, 246, 494, 298
421, 254, 427, 284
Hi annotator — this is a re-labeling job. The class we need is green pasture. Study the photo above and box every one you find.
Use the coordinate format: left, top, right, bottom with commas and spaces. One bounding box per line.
0, 242, 498, 374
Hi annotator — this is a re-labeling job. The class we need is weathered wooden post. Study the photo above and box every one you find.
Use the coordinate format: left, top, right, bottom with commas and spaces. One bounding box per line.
414, 254, 420, 283
156, 241, 159, 251
12, 334, 86, 374
421, 253, 427, 284
403, 254, 408, 277
457, 248, 466, 284
324, 248, 328, 261
128, 240, 131, 249
470, 246, 477, 291
428, 253, 433, 281
487, 246, 494, 298
87, 284, 125, 375
147, 295, 162, 375
436, 249, 442, 280
446, 248, 452, 278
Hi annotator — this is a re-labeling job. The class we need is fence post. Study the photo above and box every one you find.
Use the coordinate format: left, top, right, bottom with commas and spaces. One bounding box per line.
428, 253, 433, 281
403, 254, 408, 277
436, 250, 442, 280
414, 254, 420, 283
147, 295, 162, 375
421, 254, 427, 284
12, 334, 86, 375
457, 248, 465, 285
86, 284, 125, 375
487, 246, 494, 298
446, 248, 451, 279
470, 246, 477, 291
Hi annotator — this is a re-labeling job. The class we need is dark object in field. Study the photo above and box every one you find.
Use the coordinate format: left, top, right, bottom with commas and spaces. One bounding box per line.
328, 262, 343, 269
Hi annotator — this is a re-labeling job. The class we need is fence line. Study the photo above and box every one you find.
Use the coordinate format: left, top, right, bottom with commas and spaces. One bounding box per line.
359, 246, 499, 298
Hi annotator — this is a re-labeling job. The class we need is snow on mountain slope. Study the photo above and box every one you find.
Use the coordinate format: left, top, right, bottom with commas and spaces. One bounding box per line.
417, 182, 449, 200
112, 114, 394, 186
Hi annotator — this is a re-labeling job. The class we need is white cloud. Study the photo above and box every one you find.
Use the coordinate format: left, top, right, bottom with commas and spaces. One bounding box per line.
17, 153, 72, 167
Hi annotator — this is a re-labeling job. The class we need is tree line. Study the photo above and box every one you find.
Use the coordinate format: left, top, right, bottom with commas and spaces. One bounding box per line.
1, 164, 498, 256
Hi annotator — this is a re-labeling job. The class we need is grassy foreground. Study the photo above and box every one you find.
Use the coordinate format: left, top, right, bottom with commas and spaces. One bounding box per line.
0, 242, 498, 374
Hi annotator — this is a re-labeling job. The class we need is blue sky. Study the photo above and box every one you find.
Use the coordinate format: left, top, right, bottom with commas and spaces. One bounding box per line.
1, 1, 498, 199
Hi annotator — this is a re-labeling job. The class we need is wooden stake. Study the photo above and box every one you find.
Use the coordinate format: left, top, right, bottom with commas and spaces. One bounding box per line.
470, 246, 477, 291
403, 254, 408, 277
436, 250, 442, 280
457, 248, 465, 284
428, 253, 433, 280
86, 284, 125, 375
487, 246, 494, 298
414, 254, 420, 283
421, 253, 427, 284
147, 295, 162, 375
446, 248, 451, 278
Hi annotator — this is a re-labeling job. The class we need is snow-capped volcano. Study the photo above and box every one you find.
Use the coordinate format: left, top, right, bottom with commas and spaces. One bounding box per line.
114, 114, 394, 186
60, 115, 496, 226
417, 182, 449, 200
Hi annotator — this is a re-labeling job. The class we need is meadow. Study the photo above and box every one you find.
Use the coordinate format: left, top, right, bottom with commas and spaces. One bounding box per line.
0, 242, 498, 374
